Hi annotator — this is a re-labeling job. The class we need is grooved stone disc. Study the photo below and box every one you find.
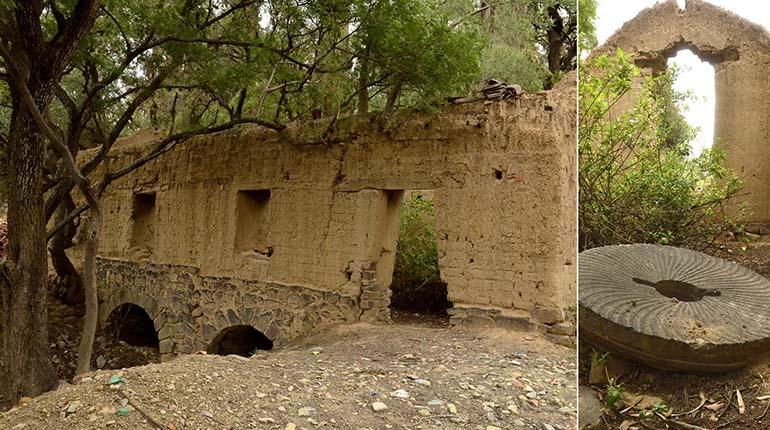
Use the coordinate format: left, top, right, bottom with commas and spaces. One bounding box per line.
579, 244, 770, 373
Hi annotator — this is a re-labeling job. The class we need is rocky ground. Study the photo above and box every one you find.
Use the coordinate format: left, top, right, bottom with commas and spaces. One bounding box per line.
579, 240, 770, 430
1, 321, 576, 430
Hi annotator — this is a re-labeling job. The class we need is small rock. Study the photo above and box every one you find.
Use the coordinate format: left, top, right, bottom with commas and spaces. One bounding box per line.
414, 379, 431, 386
298, 407, 316, 416
285, 424, 297, 430
390, 389, 409, 399
448, 403, 457, 414
96, 355, 107, 369
371, 402, 388, 412
427, 400, 443, 406
417, 408, 431, 416
201, 411, 214, 420
64, 401, 81, 414
258, 417, 275, 424
227, 354, 250, 362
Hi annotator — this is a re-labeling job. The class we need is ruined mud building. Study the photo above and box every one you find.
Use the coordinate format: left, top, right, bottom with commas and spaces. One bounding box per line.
90, 86, 576, 359
592, 0, 770, 231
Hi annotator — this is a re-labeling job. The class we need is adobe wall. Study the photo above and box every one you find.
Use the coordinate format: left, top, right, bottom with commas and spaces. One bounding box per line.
592, 0, 770, 229
90, 90, 576, 359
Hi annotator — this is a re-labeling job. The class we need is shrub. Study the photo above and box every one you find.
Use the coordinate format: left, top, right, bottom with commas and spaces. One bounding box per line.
391, 192, 449, 313
579, 51, 744, 251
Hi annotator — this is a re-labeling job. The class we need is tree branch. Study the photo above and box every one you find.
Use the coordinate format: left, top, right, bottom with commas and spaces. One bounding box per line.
47, 117, 285, 239
0, 39, 99, 210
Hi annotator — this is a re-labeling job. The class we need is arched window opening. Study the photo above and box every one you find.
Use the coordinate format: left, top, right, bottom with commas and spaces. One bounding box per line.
666, 49, 715, 157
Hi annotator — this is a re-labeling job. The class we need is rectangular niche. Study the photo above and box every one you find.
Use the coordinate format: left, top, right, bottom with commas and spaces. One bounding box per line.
130, 192, 157, 251
235, 189, 271, 254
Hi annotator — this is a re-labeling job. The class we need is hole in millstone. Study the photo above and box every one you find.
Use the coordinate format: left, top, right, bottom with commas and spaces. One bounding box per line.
632, 278, 720, 302
207, 325, 273, 357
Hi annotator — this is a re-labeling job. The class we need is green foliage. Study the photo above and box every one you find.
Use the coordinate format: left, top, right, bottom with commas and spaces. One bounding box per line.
1, 0, 585, 151
639, 402, 669, 420
593, 350, 609, 365
477, 1, 549, 91
651, 403, 668, 414
578, 0, 598, 55
605, 377, 623, 409
391, 192, 446, 312
579, 51, 744, 251
359, 0, 482, 109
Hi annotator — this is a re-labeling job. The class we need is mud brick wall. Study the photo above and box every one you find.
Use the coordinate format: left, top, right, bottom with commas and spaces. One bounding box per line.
84, 90, 576, 358
592, 0, 770, 228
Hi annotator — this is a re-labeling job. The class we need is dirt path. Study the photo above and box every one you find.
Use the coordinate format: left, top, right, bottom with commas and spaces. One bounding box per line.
2, 323, 576, 430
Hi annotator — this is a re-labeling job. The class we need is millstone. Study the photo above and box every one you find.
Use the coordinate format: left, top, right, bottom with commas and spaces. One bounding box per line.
579, 244, 770, 373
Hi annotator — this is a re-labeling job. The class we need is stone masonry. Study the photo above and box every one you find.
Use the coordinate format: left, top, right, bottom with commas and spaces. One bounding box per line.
85, 84, 576, 359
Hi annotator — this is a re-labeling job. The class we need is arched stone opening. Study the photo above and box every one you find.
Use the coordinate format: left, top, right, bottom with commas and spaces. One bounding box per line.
105, 303, 160, 348
206, 325, 273, 357
634, 40, 739, 71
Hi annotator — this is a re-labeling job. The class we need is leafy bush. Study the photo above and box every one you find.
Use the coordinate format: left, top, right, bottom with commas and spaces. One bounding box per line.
391, 192, 449, 313
579, 51, 744, 251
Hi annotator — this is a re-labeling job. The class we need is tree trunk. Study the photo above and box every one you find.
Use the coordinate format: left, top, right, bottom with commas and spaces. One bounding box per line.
545, 5, 565, 89
384, 81, 403, 114
356, 45, 371, 114
75, 207, 100, 376
0, 105, 58, 405
50, 195, 84, 305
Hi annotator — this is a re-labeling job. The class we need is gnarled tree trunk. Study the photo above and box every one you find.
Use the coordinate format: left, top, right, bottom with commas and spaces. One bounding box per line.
0, 103, 58, 404
50, 194, 84, 305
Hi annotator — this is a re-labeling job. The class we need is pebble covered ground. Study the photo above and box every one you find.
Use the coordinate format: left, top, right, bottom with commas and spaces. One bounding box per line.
1, 322, 576, 430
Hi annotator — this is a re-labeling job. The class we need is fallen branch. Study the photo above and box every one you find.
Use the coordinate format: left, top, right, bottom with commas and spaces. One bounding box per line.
116, 391, 165, 429
671, 395, 707, 417
656, 412, 712, 430
755, 398, 770, 421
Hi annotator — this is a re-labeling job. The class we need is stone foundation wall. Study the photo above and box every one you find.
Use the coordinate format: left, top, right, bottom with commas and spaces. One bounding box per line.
97, 258, 359, 359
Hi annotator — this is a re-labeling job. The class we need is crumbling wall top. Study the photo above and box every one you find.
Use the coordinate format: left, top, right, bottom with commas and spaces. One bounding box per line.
592, 0, 770, 68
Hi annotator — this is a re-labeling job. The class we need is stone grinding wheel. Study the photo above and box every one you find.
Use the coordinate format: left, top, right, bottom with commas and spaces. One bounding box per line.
579, 244, 770, 373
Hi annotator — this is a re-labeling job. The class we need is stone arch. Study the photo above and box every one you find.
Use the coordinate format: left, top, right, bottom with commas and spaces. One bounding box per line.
196, 306, 279, 354
206, 324, 273, 356
100, 293, 161, 330
593, 0, 770, 227
104, 303, 160, 348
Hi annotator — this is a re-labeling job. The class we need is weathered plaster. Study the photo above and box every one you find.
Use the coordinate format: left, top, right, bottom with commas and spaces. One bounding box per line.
84, 90, 576, 359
